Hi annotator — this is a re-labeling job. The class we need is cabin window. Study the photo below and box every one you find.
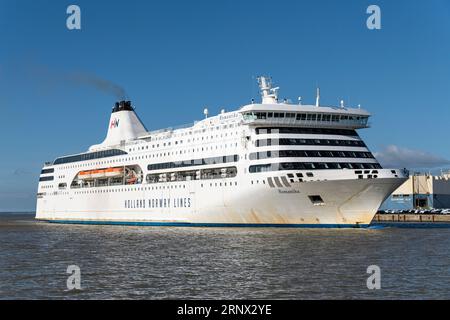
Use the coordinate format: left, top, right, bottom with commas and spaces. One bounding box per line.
58, 183, 67, 189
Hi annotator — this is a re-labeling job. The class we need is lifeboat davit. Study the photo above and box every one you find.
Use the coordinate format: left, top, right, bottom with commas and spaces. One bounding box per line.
105, 167, 124, 178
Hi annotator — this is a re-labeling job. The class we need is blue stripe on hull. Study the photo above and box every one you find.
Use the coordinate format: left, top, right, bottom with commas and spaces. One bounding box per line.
40, 219, 369, 229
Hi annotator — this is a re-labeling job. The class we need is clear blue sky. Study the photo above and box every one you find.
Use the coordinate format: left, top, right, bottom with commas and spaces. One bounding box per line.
1, 0, 450, 211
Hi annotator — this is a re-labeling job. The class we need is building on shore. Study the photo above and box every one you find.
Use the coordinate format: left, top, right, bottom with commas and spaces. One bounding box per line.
380, 171, 450, 210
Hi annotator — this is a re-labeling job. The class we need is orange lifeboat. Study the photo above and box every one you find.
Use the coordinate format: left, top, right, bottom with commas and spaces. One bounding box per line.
78, 170, 92, 180
105, 167, 124, 178
126, 176, 137, 184
91, 169, 106, 179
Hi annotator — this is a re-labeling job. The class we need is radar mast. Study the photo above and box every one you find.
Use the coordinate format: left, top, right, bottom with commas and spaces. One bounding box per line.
257, 76, 279, 104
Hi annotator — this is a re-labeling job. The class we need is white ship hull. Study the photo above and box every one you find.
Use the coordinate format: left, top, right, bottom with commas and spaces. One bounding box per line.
36, 170, 406, 227
35, 77, 409, 228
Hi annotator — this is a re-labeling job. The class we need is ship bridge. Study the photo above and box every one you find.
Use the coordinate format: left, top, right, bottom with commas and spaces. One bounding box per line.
239, 76, 370, 130
239, 103, 370, 130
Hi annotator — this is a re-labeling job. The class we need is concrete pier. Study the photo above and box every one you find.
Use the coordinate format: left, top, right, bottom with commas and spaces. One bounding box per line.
372, 213, 450, 227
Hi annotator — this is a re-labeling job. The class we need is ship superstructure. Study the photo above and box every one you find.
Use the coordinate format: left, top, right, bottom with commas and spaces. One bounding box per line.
36, 77, 408, 227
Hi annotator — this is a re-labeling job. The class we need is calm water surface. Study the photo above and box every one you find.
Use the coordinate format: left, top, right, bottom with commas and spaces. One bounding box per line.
1, 213, 450, 299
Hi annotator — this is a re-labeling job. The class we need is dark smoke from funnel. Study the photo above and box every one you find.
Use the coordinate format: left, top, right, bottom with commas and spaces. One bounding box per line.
27, 64, 128, 100
65, 72, 128, 100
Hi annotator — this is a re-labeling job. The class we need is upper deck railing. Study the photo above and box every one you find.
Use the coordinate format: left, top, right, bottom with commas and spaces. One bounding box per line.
140, 121, 200, 137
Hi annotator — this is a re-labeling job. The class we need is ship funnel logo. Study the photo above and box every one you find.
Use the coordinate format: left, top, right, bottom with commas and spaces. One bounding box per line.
110, 118, 120, 129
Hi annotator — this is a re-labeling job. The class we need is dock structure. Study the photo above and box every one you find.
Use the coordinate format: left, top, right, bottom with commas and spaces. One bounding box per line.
374, 213, 450, 223
372, 212, 450, 227
380, 171, 450, 210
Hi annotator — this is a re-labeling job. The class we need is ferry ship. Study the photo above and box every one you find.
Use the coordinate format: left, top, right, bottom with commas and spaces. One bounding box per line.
36, 77, 408, 227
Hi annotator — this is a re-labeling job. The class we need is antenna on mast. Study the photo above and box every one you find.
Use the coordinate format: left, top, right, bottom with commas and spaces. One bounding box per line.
315, 87, 320, 107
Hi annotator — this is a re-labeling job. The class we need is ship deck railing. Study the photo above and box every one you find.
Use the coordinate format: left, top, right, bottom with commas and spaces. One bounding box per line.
242, 117, 370, 129
140, 121, 200, 138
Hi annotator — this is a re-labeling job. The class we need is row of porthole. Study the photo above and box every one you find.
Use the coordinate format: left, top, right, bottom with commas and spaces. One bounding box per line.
71, 181, 242, 194
129, 130, 242, 152
251, 180, 267, 185
144, 123, 240, 141
43, 191, 69, 196
200, 181, 238, 188
73, 184, 188, 194
145, 143, 240, 158
130, 141, 240, 154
